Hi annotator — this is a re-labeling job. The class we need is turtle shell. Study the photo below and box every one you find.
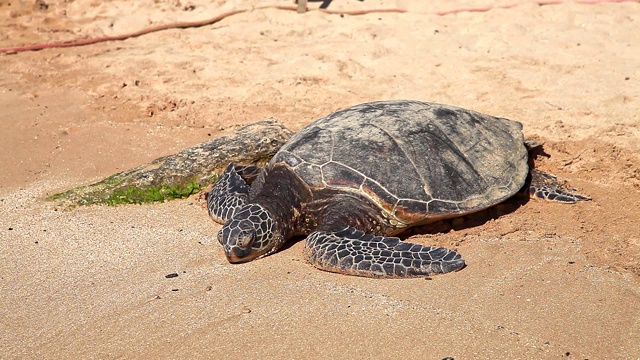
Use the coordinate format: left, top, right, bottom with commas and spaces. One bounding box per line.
270, 100, 528, 224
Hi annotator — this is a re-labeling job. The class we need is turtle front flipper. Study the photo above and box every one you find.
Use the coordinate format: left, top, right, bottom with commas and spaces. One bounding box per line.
304, 227, 465, 278
528, 169, 590, 203
207, 163, 260, 224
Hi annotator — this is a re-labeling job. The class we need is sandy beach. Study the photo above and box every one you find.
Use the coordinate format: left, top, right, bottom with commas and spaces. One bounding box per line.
1, 0, 639, 358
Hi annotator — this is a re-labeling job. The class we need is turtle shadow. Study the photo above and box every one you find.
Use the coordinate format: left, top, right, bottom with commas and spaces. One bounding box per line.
406, 194, 530, 238
278, 194, 530, 250
278, 234, 308, 253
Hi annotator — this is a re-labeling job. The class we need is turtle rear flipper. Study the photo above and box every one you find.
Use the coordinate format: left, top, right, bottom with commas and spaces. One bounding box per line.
528, 169, 590, 203
304, 227, 465, 278
207, 163, 260, 224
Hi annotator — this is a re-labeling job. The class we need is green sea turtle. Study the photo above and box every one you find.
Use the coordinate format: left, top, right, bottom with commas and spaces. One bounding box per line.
206, 100, 589, 278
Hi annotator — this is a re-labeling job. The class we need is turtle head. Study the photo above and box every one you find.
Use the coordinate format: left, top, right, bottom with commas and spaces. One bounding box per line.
217, 203, 283, 263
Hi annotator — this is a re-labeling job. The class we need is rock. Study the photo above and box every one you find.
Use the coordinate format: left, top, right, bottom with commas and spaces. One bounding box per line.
48, 120, 293, 207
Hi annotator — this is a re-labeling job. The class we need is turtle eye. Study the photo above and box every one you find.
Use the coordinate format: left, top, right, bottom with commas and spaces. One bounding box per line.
236, 230, 256, 248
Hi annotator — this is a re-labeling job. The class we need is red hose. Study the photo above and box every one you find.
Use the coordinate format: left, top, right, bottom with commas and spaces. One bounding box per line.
1, 1, 637, 54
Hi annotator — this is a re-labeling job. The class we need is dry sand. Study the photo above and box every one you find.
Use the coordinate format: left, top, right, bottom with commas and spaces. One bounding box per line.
1, 0, 639, 358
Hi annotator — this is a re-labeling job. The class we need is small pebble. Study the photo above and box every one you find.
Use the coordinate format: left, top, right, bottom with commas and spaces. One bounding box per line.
165, 273, 179, 278
241, 307, 252, 314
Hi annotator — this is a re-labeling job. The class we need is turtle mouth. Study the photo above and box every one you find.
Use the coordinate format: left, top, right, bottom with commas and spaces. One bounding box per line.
225, 246, 263, 263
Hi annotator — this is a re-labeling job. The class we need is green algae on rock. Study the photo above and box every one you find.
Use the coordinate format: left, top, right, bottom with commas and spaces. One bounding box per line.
49, 121, 293, 207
